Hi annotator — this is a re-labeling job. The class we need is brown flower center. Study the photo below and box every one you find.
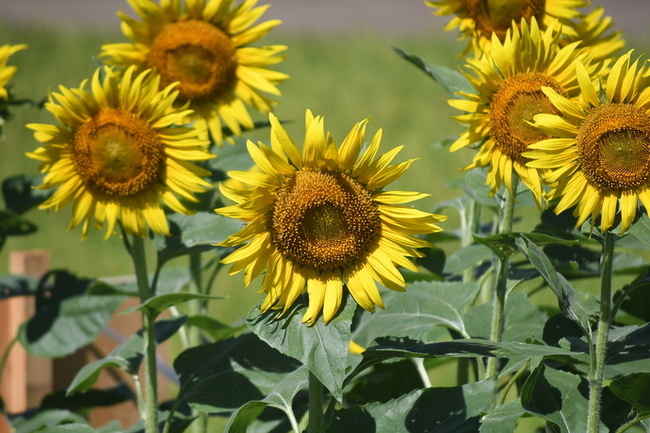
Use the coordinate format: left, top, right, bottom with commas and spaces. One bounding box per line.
578, 103, 650, 190
148, 19, 237, 102
271, 170, 381, 270
463, 0, 546, 41
73, 108, 164, 197
490, 72, 564, 162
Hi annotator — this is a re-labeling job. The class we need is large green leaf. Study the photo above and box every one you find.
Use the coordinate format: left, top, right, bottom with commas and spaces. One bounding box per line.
18, 271, 125, 358
225, 365, 309, 433
393, 46, 473, 95
0, 209, 37, 238
68, 315, 186, 393
352, 281, 481, 346
247, 296, 355, 401
327, 379, 494, 432
41, 385, 131, 411
465, 292, 547, 342
479, 399, 525, 433
0, 274, 38, 300
521, 363, 593, 433
515, 236, 598, 335
154, 212, 244, 263
174, 333, 300, 412
2, 173, 52, 214
628, 214, 650, 247
11, 410, 86, 433
444, 244, 492, 275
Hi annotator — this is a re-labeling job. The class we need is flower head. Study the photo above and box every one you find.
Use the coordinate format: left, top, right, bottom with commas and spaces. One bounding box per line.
27, 66, 214, 239
526, 51, 650, 234
426, 0, 585, 55
217, 111, 446, 324
448, 19, 601, 203
0, 44, 27, 101
101, 0, 288, 145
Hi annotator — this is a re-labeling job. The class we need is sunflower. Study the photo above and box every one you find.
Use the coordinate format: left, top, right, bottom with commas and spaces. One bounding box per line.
525, 52, 650, 234
27, 66, 214, 239
101, 0, 288, 145
0, 44, 27, 101
216, 111, 446, 325
567, 7, 625, 63
426, 0, 586, 55
448, 19, 601, 203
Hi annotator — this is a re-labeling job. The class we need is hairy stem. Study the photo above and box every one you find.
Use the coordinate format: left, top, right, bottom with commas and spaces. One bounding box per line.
587, 232, 616, 433
131, 236, 158, 433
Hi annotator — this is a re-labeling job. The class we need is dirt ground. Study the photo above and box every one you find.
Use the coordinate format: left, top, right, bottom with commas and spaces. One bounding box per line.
0, 0, 648, 40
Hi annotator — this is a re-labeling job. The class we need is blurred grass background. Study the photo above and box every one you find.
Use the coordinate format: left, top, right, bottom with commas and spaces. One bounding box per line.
0, 22, 471, 323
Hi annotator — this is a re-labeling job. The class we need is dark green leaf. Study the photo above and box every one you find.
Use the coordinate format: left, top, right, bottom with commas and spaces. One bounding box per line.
186, 315, 246, 341
393, 46, 473, 95
39, 424, 96, 433
124, 292, 225, 316
475, 234, 518, 261
328, 379, 493, 433
515, 236, 598, 335
225, 366, 309, 433
2, 173, 52, 214
154, 212, 244, 263
0, 275, 38, 299
479, 399, 525, 433
345, 359, 423, 405
521, 363, 592, 433
0, 209, 37, 237
18, 270, 125, 357
68, 315, 186, 393
628, 214, 650, 248
175, 333, 300, 412
247, 296, 355, 401
352, 281, 481, 346
11, 410, 86, 433
41, 385, 132, 411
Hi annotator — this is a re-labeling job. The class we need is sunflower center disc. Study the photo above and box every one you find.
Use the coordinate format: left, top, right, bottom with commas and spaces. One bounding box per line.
73, 108, 164, 197
271, 170, 381, 270
464, 0, 545, 40
578, 103, 650, 190
490, 72, 563, 161
148, 19, 237, 102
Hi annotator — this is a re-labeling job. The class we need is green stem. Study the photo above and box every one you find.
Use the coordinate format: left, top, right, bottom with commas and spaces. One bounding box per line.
485, 180, 516, 385
587, 231, 616, 433
131, 236, 158, 433
498, 361, 530, 406
308, 371, 324, 433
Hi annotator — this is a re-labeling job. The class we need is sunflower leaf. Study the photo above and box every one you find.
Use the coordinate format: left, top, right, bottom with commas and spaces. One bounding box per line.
0, 208, 37, 238
154, 212, 244, 264
610, 373, 650, 416
174, 334, 301, 413
225, 365, 309, 433
352, 280, 481, 345
393, 46, 473, 95
521, 363, 592, 433
67, 315, 186, 394
247, 295, 355, 401
123, 292, 225, 316
2, 173, 52, 214
327, 379, 494, 432
515, 235, 598, 336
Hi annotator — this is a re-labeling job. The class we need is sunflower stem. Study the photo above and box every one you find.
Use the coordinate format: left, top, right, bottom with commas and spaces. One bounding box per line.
131, 236, 159, 433
485, 181, 516, 389
587, 231, 616, 433
308, 370, 324, 433
188, 252, 208, 433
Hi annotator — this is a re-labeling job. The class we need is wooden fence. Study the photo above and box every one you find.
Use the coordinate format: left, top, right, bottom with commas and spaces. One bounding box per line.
0, 250, 171, 432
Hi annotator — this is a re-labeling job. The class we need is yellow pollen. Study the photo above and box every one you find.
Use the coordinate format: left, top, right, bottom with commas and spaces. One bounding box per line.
73, 108, 164, 197
148, 19, 237, 102
271, 170, 381, 270
578, 103, 650, 190
463, 0, 545, 41
490, 72, 564, 161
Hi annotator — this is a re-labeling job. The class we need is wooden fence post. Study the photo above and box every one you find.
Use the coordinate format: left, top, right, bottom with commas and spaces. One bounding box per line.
1, 250, 51, 433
